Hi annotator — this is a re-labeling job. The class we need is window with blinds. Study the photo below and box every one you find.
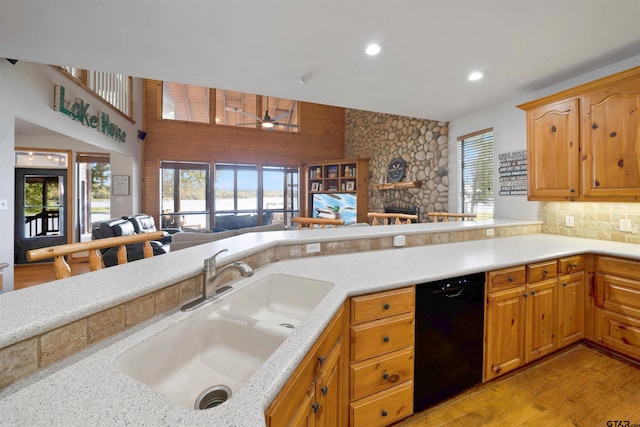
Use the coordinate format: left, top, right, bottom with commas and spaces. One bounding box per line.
457, 129, 494, 219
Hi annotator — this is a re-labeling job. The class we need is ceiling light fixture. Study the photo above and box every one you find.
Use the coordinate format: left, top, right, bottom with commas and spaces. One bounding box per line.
365, 43, 381, 56
468, 71, 484, 81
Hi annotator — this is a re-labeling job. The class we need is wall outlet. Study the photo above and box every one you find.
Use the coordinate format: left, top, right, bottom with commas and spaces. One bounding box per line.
486, 228, 495, 236
565, 215, 575, 227
305, 242, 321, 254
620, 219, 632, 232
393, 235, 406, 247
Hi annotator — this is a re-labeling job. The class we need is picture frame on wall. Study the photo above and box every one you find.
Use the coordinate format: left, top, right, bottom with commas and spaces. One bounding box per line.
112, 175, 130, 196
311, 182, 320, 192
346, 181, 355, 191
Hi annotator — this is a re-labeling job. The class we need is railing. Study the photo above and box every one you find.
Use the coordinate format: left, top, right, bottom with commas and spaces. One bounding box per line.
25, 209, 60, 237
26, 231, 164, 280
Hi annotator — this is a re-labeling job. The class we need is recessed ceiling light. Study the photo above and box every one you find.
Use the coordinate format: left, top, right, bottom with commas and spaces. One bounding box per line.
365, 43, 381, 56
468, 71, 484, 81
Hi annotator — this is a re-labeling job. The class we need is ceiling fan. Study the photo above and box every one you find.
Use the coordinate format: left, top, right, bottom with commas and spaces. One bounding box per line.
240, 110, 298, 129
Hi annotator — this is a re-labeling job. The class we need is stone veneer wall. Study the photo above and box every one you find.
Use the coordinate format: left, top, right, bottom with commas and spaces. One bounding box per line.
344, 109, 449, 220
0, 223, 541, 389
540, 202, 640, 244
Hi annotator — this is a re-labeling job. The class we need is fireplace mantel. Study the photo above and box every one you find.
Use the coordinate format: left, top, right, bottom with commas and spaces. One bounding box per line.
374, 181, 422, 190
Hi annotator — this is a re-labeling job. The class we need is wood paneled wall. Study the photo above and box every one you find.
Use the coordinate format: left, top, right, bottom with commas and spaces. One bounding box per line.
142, 79, 346, 221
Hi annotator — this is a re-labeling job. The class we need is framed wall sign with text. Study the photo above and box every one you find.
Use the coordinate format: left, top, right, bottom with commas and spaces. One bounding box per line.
112, 175, 130, 196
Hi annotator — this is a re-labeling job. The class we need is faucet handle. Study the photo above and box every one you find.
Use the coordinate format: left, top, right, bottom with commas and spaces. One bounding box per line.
205, 248, 228, 268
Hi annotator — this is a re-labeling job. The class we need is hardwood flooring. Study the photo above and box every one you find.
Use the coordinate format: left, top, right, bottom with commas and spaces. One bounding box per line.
14, 259, 91, 290
395, 344, 640, 427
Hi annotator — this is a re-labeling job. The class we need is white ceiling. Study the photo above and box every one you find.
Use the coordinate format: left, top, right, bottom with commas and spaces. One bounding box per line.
2, 0, 640, 122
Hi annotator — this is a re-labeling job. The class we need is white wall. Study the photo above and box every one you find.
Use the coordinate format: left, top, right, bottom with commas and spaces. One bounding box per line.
0, 60, 143, 291
448, 54, 640, 220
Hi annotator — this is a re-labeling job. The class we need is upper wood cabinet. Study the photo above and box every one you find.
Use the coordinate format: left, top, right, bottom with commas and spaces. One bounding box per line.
526, 98, 580, 199
518, 66, 640, 202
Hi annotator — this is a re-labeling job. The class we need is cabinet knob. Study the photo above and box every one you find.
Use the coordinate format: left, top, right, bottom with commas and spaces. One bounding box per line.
381, 410, 388, 417
321, 386, 328, 396
618, 159, 624, 168
551, 126, 557, 132
383, 303, 390, 310
592, 123, 599, 130
562, 282, 567, 287
523, 293, 528, 298
312, 402, 320, 413
383, 336, 390, 343
382, 372, 389, 380
318, 356, 325, 366
508, 277, 514, 282
543, 270, 548, 275
610, 131, 617, 138
530, 290, 536, 296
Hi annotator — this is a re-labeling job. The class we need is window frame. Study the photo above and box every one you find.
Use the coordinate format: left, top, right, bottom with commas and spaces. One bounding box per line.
457, 128, 494, 220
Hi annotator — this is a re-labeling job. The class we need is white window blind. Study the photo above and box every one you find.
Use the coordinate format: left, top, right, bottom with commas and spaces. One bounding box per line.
457, 129, 494, 219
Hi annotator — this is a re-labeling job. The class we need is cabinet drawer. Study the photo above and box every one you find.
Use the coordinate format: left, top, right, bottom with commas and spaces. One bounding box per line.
351, 287, 414, 324
350, 381, 413, 427
596, 308, 640, 360
597, 256, 640, 280
351, 313, 414, 362
596, 273, 640, 318
527, 260, 557, 283
487, 266, 526, 292
558, 255, 584, 274
350, 347, 414, 401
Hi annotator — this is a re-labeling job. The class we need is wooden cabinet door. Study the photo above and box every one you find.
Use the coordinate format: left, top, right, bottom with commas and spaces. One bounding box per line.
526, 98, 580, 200
289, 386, 316, 427
485, 286, 525, 381
581, 78, 640, 199
524, 279, 557, 363
315, 339, 341, 427
557, 271, 585, 348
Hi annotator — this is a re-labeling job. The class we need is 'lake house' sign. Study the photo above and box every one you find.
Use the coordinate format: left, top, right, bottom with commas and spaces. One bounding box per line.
53, 84, 127, 143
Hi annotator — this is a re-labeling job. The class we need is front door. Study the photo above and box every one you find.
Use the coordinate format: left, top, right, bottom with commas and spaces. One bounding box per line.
14, 168, 68, 264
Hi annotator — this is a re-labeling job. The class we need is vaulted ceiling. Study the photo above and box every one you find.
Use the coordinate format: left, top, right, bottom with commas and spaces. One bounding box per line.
2, 1, 640, 122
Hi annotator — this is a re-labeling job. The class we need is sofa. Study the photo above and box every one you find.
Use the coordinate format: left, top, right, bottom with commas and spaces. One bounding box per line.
213, 211, 274, 231
91, 214, 173, 267
171, 223, 287, 251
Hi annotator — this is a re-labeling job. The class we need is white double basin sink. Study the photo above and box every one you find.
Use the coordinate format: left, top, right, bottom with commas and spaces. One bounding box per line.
115, 274, 334, 410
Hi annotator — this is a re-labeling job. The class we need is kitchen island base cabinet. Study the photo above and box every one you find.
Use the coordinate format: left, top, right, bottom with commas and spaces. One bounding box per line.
265, 304, 347, 427
349, 381, 413, 427
349, 287, 415, 427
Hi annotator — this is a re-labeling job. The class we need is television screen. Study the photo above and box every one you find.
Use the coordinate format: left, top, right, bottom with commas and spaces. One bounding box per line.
312, 193, 357, 225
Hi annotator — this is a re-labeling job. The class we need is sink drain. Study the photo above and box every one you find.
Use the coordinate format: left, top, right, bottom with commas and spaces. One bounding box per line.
279, 323, 295, 329
194, 385, 232, 410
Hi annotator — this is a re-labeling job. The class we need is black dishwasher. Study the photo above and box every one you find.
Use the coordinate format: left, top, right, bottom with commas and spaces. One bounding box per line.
414, 272, 485, 412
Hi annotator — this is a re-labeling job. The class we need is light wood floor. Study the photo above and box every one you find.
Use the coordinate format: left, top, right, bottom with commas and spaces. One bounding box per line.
395, 344, 640, 427
14, 259, 91, 290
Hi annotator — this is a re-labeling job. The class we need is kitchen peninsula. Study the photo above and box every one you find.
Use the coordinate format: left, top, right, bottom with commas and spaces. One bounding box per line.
1, 220, 639, 426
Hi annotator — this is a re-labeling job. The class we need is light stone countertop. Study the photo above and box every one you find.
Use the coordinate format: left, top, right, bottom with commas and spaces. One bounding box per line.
1, 222, 639, 426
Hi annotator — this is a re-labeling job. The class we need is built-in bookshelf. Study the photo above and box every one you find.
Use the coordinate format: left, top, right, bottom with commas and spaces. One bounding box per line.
301, 158, 369, 223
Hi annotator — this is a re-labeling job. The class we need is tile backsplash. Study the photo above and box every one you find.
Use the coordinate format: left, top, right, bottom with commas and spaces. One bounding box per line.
540, 202, 640, 244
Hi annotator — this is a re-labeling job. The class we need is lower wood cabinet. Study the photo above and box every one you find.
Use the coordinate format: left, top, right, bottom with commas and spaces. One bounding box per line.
485, 257, 585, 381
349, 287, 415, 427
265, 303, 348, 427
595, 256, 640, 360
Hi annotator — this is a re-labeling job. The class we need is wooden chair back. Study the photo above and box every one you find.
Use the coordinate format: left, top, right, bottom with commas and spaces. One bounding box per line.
367, 212, 419, 226
292, 217, 345, 229
426, 212, 477, 222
